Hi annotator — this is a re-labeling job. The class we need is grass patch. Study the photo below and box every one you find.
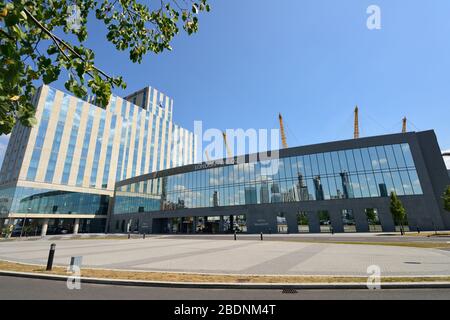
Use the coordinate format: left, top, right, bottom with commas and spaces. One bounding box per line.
1, 260, 450, 284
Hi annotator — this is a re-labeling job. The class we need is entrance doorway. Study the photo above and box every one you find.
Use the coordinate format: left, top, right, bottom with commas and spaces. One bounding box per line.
277, 213, 288, 233
297, 211, 310, 233
223, 215, 247, 233
181, 217, 194, 233
341, 209, 356, 232
318, 210, 331, 233
365, 208, 382, 232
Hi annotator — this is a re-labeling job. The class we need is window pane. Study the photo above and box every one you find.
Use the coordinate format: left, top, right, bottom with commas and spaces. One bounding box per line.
296, 156, 305, 177
368, 147, 380, 170
346, 150, 357, 173
384, 145, 398, 169
317, 153, 327, 175
408, 170, 423, 194
399, 170, 414, 195
350, 175, 362, 198
311, 154, 320, 176
303, 155, 312, 177
358, 173, 370, 198
331, 152, 341, 174
376, 146, 389, 170
391, 171, 405, 196
393, 144, 406, 168
324, 152, 334, 175
382, 172, 395, 195
338, 151, 349, 172
401, 143, 415, 168
328, 176, 338, 199
361, 148, 372, 171
366, 173, 379, 197
353, 148, 365, 172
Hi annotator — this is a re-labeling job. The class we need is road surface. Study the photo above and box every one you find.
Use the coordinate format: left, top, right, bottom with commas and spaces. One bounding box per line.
1, 275, 449, 300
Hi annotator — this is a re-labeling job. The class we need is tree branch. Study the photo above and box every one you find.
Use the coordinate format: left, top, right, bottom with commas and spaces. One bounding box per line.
22, 7, 116, 83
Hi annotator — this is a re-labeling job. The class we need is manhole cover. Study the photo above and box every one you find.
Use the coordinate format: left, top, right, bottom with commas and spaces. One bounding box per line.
404, 261, 421, 264
282, 288, 298, 294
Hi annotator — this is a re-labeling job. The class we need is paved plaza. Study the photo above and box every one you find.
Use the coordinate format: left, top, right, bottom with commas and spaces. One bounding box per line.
1, 237, 450, 276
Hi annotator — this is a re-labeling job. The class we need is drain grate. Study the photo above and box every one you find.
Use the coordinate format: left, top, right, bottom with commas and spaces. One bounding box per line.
282, 288, 298, 294
404, 261, 421, 264
236, 279, 250, 283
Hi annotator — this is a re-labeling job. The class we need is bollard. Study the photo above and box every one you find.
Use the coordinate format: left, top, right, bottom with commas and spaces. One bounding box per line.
234, 231, 237, 241
128, 233, 131, 239
260, 232, 263, 241
46, 243, 56, 271
143, 233, 146, 239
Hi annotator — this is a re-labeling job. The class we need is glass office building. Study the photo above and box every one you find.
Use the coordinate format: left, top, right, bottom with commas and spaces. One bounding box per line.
111, 130, 450, 234
0, 85, 196, 235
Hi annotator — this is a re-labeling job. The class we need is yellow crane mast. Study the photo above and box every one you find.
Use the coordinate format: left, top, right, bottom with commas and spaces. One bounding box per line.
354, 106, 359, 139
402, 117, 407, 133
278, 113, 288, 149
222, 132, 233, 158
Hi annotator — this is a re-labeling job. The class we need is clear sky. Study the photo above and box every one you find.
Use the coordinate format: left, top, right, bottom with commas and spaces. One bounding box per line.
1, 0, 449, 168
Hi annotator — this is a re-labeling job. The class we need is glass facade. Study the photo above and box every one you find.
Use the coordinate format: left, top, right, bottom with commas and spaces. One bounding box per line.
45, 94, 70, 182
20, 85, 194, 190
76, 105, 95, 186
0, 186, 109, 215
26, 88, 56, 180
114, 143, 423, 215
61, 100, 83, 184
90, 112, 106, 187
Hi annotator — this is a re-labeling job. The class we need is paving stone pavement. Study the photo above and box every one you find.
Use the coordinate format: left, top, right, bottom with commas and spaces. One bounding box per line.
1, 238, 450, 276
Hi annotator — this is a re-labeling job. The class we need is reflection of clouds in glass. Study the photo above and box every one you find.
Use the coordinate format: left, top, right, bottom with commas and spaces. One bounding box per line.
379, 158, 387, 165
173, 184, 186, 191
0, 134, 10, 168
444, 150, 450, 169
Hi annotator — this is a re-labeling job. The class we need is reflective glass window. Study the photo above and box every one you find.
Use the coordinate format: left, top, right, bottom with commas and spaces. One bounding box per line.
345, 150, 357, 173
376, 146, 389, 170
317, 153, 327, 175
353, 148, 365, 172
408, 170, 423, 194
338, 151, 349, 172
392, 144, 406, 168
311, 154, 319, 176
384, 145, 398, 169
360, 148, 372, 172
303, 155, 312, 177
368, 147, 380, 170
402, 144, 415, 168
331, 152, 341, 174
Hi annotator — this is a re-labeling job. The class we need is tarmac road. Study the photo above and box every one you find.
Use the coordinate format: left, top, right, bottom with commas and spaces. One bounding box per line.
1, 275, 450, 300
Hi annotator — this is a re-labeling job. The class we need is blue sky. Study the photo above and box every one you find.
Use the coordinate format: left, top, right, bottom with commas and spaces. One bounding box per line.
1, 0, 450, 168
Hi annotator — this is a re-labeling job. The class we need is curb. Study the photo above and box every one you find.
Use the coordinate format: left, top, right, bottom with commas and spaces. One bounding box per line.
2, 270, 450, 290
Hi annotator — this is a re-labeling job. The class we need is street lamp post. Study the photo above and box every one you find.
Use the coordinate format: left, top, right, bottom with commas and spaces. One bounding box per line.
20, 208, 31, 238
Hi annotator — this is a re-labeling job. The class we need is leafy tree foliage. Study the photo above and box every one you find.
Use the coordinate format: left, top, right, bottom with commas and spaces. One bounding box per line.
0, 0, 210, 134
390, 191, 406, 234
443, 185, 450, 212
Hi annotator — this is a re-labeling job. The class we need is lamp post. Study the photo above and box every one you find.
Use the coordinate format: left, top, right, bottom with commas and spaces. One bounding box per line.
20, 208, 31, 238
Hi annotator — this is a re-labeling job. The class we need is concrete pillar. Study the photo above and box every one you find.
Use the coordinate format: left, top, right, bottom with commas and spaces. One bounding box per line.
73, 218, 80, 235
41, 218, 49, 237
192, 217, 197, 233
219, 216, 224, 233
